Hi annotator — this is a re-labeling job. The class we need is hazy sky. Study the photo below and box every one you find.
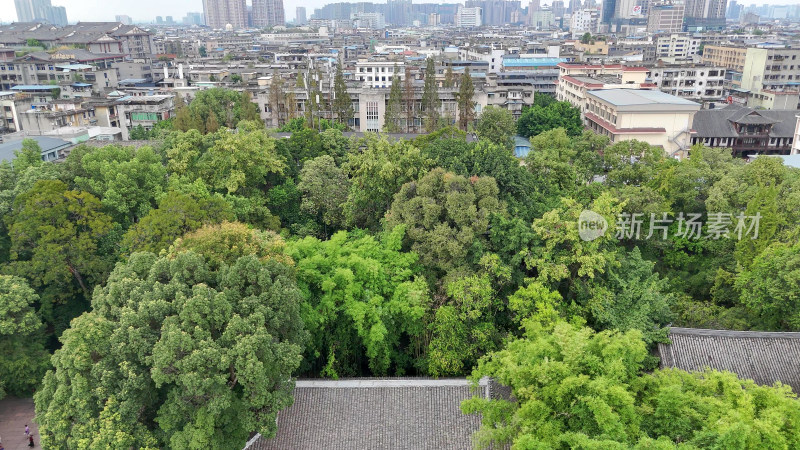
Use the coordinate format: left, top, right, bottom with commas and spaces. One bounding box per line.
1, 0, 799, 23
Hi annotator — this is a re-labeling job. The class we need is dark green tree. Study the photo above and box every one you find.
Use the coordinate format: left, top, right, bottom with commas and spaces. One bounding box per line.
0, 275, 50, 399
385, 168, 504, 277
7, 180, 113, 320
517, 101, 583, 138
34, 243, 307, 449
383, 71, 403, 133
422, 58, 440, 133
332, 63, 354, 128
457, 67, 475, 131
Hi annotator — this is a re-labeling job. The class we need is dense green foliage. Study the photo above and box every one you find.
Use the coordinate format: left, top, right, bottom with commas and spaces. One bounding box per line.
463, 320, 800, 449
2, 87, 797, 448
0, 275, 50, 399
476, 106, 516, 149
34, 236, 307, 448
517, 97, 583, 138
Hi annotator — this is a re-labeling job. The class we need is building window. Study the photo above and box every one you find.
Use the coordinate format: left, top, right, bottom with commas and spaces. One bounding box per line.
366, 100, 379, 132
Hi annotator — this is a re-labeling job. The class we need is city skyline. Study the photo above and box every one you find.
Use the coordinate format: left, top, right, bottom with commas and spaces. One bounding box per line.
1, 0, 800, 23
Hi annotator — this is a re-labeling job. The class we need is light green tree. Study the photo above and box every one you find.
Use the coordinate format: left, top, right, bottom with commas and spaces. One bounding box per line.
475, 106, 516, 149
74, 145, 167, 225
287, 226, 429, 377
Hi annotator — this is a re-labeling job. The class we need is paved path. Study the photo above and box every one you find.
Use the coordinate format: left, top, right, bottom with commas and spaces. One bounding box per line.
0, 397, 38, 449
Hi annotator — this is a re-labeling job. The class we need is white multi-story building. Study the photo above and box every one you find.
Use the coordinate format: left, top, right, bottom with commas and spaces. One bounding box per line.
647, 65, 726, 102
584, 89, 701, 158
354, 61, 405, 88
458, 47, 506, 73
555, 63, 653, 114
570, 9, 600, 38
456, 7, 483, 27
655, 33, 701, 62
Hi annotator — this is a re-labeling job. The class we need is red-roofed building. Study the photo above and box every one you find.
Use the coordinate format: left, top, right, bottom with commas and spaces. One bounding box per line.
556, 63, 655, 116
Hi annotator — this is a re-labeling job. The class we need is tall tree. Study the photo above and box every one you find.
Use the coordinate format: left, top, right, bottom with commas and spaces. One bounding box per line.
286, 92, 298, 121
34, 243, 307, 449
343, 137, 433, 230
457, 68, 475, 131
443, 65, 455, 88
332, 62, 354, 129
517, 101, 583, 138
7, 180, 113, 318
421, 58, 440, 133
385, 168, 505, 276
297, 155, 350, 238
403, 66, 415, 133
383, 71, 403, 133
476, 106, 516, 149
0, 275, 50, 399
287, 226, 429, 377
268, 69, 284, 127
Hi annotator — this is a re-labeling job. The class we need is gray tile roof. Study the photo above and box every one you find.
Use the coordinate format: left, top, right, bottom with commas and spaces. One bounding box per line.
658, 327, 800, 392
248, 378, 489, 450
691, 104, 799, 139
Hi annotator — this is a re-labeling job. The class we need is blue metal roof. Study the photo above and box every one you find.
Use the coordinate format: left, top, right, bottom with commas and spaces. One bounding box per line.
502, 58, 566, 67
72, 82, 92, 87
11, 85, 57, 91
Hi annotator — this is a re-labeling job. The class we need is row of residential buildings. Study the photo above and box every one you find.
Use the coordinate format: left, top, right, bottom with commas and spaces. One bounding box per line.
0, 18, 799, 163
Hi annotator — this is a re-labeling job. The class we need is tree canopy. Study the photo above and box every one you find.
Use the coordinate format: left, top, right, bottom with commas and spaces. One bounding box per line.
34, 238, 307, 449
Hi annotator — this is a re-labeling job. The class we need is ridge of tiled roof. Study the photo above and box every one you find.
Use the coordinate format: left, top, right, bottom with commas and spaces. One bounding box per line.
658, 327, 800, 392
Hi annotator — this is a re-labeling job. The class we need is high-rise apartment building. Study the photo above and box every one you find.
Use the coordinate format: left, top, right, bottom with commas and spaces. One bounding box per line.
296, 7, 307, 25
15, 0, 34, 21
15, 0, 68, 26
115, 15, 133, 25
386, 0, 412, 26
203, 0, 248, 29
726, 0, 742, 19
465, 0, 522, 26
647, 1, 685, 33
684, 0, 726, 30
570, 8, 599, 37
456, 6, 483, 26
252, 0, 285, 27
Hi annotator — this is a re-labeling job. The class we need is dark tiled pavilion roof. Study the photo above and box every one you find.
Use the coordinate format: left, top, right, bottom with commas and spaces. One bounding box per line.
658, 327, 800, 392
247, 378, 490, 450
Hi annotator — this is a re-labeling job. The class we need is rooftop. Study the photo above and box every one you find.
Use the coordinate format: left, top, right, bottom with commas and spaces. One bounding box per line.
248, 378, 489, 450
588, 89, 700, 106
658, 327, 800, 393
503, 57, 567, 67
